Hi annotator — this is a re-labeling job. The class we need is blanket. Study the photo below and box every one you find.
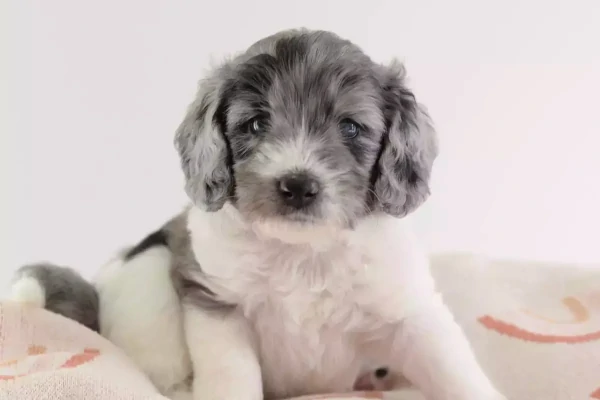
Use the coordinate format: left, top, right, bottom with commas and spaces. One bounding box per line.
1, 253, 599, 400
428, 253, 600, 400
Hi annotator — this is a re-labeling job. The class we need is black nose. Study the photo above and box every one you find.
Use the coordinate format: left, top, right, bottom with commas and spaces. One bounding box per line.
277, 173, 320, 209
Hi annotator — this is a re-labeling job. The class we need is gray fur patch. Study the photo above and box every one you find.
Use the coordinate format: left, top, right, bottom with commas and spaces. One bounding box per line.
174, 74, 235, 211
173, 29, 438, 225
162, 211, 236, 312
371, 61, 438, 217
14, 263, 100, 332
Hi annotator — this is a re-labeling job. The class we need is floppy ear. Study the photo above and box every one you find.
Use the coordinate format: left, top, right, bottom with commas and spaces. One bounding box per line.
373, 61, 439, 217
174, 72, 233, 211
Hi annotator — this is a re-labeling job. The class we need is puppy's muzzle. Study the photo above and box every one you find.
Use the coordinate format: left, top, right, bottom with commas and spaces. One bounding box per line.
276, 172, 321, 210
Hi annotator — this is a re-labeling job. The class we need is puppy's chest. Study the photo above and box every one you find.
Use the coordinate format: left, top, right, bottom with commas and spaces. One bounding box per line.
214, 241, 370, 326
200, 240, 373, 395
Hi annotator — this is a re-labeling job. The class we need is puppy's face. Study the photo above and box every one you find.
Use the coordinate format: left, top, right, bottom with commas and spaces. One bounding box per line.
215, 35, 386, 228
175, 30, 438, 234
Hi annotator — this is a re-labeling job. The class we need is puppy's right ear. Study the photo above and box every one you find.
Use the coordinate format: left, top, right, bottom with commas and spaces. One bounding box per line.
174, 72, 233, 211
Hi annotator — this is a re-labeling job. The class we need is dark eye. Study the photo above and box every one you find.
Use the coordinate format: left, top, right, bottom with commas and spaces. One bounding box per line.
339, 119, 360, 139
247, 117, 267, 135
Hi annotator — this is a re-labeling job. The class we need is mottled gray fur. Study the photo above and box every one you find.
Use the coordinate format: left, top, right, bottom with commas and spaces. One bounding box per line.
175, 28, 438, 223
14, 263, 100, 332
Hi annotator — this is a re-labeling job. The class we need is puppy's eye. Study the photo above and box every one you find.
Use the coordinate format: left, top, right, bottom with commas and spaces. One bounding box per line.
247, 117, 268, 135
339, 119, 360, 139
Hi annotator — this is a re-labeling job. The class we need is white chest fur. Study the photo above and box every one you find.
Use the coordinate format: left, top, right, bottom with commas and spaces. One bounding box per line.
186, 206, 435, 398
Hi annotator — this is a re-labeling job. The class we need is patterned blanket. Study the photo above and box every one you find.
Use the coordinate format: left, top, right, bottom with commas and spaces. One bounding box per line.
1, 253, 599, 399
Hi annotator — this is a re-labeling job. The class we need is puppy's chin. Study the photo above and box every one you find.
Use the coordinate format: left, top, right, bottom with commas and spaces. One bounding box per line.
221, 202, 350, 249
250, 217, 345, 250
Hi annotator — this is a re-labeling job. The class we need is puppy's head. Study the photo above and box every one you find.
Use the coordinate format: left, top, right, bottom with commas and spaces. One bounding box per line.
175, 29, 438, 236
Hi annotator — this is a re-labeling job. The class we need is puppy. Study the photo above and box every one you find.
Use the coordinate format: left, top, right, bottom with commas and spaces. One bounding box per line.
10, 29, 506, 400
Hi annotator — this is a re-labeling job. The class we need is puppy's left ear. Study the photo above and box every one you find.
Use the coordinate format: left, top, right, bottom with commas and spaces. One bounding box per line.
174, 69, 233, 211
373, 61, 439, 217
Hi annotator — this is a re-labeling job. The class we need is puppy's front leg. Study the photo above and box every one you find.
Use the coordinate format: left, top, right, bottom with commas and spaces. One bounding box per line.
388, 295, 505, 400
183, 305, 262, 400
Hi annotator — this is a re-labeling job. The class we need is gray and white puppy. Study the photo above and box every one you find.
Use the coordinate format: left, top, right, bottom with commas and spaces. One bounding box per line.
10, 29, 506, 400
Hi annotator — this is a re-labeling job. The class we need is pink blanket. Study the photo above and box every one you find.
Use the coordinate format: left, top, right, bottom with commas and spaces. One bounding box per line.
0, 302, 168, 399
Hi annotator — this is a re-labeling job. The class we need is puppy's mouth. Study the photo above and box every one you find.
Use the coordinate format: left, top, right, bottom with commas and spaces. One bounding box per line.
275, 203, 323, 222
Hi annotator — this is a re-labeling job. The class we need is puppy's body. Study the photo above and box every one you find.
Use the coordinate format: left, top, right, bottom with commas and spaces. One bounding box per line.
94, 204, 499, 400
97, 205, 426, 398
184, 205, 432, 398
10, 29, 506, 400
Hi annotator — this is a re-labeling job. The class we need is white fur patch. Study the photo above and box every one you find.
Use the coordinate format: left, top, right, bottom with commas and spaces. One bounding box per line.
10, 276, 46, 307
95, 247, 191, 393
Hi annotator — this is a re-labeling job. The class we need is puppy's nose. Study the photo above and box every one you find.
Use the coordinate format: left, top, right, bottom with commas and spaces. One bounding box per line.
277, 173, 320, 209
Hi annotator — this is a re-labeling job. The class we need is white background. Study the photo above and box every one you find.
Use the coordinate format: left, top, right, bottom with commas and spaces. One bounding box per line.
1, 0, 600, 287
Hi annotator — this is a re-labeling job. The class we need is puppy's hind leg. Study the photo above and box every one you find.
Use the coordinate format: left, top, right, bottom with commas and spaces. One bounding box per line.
94, 236, 192, 396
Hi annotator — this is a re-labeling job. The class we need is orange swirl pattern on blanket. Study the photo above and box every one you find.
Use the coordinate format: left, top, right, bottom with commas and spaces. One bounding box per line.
477, 293, 600, 398
521, 297, 589, 324
478, 315, 600, 344
478, 295, 600, 344
0, 344, 100, 381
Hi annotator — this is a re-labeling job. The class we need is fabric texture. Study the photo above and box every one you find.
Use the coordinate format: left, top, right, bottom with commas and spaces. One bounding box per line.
1, 253, 599, 400
0, 301, 165, 400
429, 253, 600, 400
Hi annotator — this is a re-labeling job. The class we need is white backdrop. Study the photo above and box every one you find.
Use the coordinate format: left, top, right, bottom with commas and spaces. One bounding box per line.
2, 0, 600, 287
